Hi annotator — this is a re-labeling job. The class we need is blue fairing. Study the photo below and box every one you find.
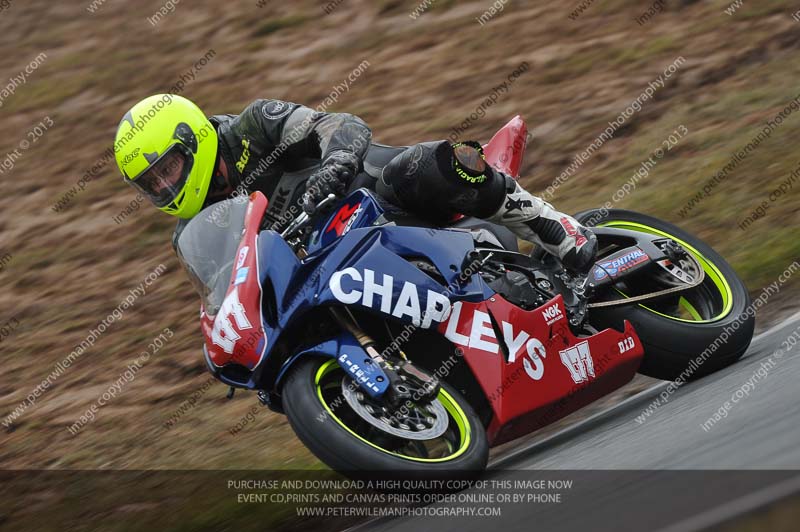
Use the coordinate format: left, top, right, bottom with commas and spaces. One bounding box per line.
274, 332, 390, 399
254, 189, 493, 393
307, 188, 388, 253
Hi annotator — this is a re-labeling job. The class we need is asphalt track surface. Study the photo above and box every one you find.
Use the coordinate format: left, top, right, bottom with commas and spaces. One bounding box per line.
355, 312, 800, 532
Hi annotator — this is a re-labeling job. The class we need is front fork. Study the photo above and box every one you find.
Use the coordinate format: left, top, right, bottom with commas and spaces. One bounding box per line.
288, 212, 441, 406
328, 307, 441, 406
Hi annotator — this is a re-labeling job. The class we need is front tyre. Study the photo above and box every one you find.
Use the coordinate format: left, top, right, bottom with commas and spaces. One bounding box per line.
282, 357, 488, 477
576, 209, 755, 381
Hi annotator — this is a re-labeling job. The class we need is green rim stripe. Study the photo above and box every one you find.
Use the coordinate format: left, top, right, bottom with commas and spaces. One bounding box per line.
679, 296, 703, 321
597, 221, 734, 323
314, 360, 472, 463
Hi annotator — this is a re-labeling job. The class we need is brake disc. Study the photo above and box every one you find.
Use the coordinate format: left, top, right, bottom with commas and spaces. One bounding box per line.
341, 378, 449, 440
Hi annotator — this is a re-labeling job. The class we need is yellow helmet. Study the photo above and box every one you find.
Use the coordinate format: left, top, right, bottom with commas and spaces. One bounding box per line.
114, 94, 218, 219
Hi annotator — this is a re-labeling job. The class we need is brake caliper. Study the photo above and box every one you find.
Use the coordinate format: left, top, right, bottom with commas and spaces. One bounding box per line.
384, 359, 441, 406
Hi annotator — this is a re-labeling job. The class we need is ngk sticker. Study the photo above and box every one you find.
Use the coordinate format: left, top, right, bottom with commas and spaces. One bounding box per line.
542, 303, 564, 325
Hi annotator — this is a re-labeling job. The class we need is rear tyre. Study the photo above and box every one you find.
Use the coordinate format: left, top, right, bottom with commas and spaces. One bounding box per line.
576, 209, 754, 381
282, 357, 489, 478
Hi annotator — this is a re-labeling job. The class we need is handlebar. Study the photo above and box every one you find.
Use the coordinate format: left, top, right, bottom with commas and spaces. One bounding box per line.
280, 193, 338, 240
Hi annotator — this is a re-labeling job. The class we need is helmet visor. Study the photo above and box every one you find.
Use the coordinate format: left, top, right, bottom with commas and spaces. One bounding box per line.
131, 144, 194, 208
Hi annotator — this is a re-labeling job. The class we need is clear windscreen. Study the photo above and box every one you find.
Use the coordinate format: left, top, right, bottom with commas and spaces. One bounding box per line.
175, 196, 250, 316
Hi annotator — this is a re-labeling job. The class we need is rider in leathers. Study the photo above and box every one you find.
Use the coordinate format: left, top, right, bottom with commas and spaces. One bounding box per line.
113, 95, 597, 272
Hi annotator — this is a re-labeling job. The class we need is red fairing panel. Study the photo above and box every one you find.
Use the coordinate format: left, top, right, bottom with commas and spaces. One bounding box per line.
483, 115, 528, 178
201, 193, 269, 370
437, 294, 644, 446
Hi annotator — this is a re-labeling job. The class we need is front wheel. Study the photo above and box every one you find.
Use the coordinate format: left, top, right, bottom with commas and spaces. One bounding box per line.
576, 209, 755, 381
282, 357, 488, 477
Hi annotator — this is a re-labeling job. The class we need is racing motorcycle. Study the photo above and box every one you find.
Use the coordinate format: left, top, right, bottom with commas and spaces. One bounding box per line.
176, 117, 755, 476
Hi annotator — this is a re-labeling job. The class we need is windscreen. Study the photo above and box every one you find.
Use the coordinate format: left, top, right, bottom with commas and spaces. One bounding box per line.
175, 196, 250, 316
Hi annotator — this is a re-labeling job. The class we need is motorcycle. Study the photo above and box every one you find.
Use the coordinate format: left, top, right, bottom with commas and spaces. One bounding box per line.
175, 117, 754, 476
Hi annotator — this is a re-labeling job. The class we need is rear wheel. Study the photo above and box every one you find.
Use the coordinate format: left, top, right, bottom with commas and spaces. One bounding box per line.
576, 209, 754, 381
282, 357, 488, 477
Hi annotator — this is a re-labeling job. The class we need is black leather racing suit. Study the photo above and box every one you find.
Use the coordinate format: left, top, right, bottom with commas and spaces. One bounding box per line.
172, 98, 506, 246
172, 99, 597, 271
172, 99, 371, 245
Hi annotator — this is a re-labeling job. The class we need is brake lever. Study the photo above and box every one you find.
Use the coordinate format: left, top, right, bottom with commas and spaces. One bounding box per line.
280, 194, 338, 240
280, 211, 309, 239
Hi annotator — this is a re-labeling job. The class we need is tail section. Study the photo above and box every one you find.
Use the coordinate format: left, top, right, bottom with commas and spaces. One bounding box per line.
483, 115, 528, 178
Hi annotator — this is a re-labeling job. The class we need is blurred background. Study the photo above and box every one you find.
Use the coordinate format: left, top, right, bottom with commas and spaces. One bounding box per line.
0, 0, 799, 520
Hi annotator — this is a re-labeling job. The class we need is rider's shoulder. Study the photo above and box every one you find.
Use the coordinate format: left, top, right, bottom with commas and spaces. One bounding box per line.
247, 98, 302, 122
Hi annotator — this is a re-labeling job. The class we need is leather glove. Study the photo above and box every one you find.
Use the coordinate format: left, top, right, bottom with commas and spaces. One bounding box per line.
302, 150, 360, 214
